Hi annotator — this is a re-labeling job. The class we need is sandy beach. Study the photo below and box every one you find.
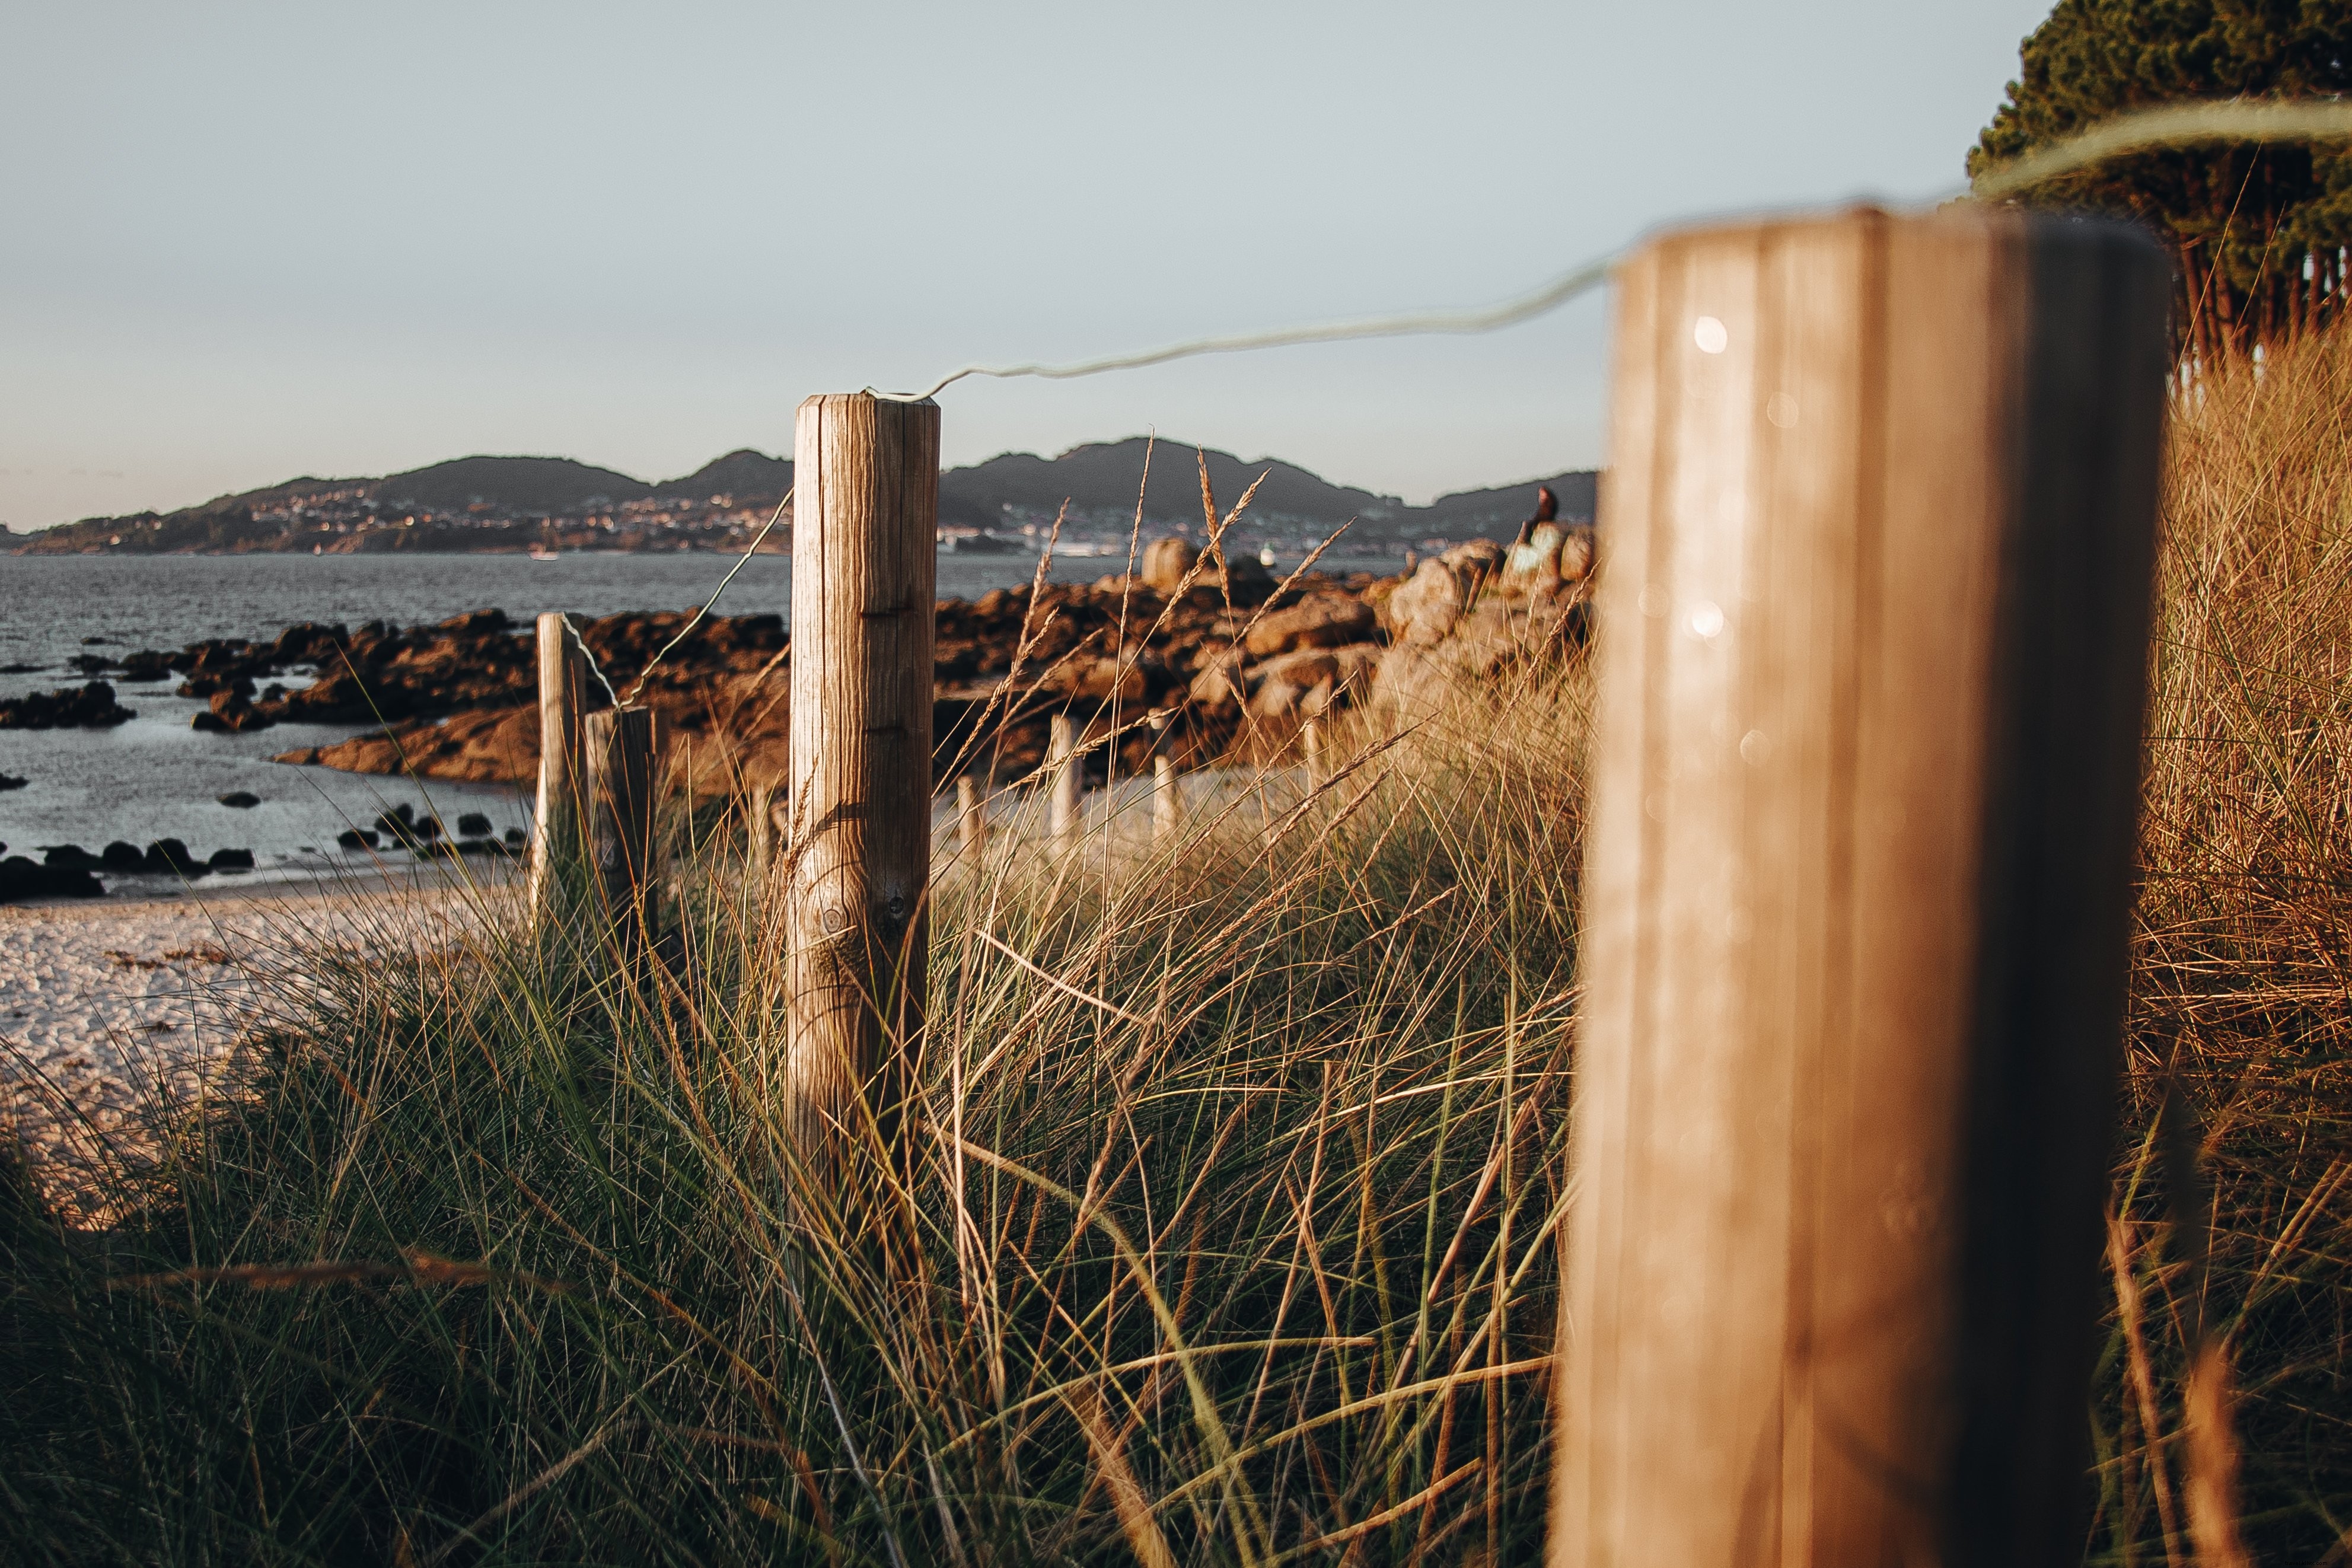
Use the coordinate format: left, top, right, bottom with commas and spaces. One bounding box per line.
0, 864, 514, 1220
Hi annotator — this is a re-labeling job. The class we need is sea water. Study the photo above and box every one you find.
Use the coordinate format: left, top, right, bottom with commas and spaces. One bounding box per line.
0, 549, 1395, 882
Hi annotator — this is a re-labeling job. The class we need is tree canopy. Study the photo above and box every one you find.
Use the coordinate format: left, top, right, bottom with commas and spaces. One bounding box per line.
1969, 0, 2352, 356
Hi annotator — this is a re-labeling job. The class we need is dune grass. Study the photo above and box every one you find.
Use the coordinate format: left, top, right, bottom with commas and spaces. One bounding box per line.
10, 330, 2352, 1564
1, 661, 1589, 1565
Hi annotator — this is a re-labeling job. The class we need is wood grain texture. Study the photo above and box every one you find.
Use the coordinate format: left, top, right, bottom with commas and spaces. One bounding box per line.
1048, 714, 1080, 841
529, 611, 588, 914
785, 393, 939, 1151
1153, 753, 1180, 841
1550, 208, 2168, 1567
584, 705, 658, 957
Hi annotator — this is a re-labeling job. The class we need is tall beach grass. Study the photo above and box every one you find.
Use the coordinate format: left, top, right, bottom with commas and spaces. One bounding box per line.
8, 330, 2352, 1563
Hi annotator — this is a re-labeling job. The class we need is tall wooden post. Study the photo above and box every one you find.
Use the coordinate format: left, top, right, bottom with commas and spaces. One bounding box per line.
1552, 209, 2168, 1565
785, 393, 938, 1153
584, 706, 658, 958
958, 776, 985, 852
1048, 715, 1081, 842
529, 612, 588, 916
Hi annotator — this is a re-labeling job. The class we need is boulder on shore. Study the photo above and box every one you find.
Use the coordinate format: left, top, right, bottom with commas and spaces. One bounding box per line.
0, 681, 135, 730
0, 856, 104, 904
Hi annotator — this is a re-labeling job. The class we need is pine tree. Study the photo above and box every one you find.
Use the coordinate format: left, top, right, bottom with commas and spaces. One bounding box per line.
1969, 0, 2352, 357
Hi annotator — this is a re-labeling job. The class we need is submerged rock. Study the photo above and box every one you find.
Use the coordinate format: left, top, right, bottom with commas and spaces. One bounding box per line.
217, 791, 261, 808
0, 681, 135, 729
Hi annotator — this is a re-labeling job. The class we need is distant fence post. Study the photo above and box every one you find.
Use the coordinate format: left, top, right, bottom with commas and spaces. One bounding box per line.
529, 611, 588, 920
1048, 715, 1080, 843
958, 776, 985, 852
784, 393, 938, 1155
1551, 208, 2169, 1565
1151, 715, 1181, 842
584, 706, 659, 959
747, 778, 783, 893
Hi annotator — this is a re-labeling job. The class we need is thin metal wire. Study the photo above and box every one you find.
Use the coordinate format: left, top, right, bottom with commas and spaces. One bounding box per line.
559, 613, 621, 707
880, 252, 1618, 403
866, 100, 2352, 412
1968, 98, 2352, 203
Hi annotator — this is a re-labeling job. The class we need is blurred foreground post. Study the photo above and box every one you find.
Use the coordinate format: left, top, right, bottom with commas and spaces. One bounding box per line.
584, 706, 658, 958
1048, 715, 1080, 842
1552, 208, 2169, 1566
1300, 715, 1324, 788
785, 393, 938, 1154
528, 611, 588, 919
958, 776, 985, 852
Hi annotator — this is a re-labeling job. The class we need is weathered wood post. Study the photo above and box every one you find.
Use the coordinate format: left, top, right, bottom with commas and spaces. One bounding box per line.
747, 778, 783, 892
1300, 715, 1324, 788
1552, 208, 2168, 1566
1048, 714, 1081, 842
528, 611, 588, 917
957, 776, 985, 852
785, 393, 938, 1153
584, 705, 659, 958
1150, 715, 1181, 842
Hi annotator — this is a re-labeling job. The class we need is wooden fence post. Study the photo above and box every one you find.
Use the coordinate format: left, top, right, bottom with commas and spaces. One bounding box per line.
584, 706, 658, 958
529, 611, 588, 917
1048, 714, 1080, 842
1551, 208, 2169, 1565
747, 778, 782, 892
1151, 715, 1181, 842
785, 392, 938, 1153
958, 776, 985, 852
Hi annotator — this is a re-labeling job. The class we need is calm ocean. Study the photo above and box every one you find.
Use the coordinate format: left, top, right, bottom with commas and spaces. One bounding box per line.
0, 547, 1396, 886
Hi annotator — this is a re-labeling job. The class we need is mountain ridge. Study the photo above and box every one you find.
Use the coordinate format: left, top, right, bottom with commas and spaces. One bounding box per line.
17, 441, 1595, 554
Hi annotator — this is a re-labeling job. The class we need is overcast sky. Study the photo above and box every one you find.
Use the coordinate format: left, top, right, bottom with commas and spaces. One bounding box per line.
1, 0, 2054, 528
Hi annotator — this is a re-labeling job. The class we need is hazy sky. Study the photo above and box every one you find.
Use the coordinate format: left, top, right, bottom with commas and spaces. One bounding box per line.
2, 1, 2053, 529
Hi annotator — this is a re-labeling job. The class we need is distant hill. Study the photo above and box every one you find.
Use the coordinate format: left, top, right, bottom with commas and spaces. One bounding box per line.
940, 438, 1394, 527
17, 438, 1595, 553
1417, 471, 1599, 534
374, 456, 654, 512
656, 449, 793, 501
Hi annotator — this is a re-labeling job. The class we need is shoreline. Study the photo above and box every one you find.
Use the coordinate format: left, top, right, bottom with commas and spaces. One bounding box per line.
1, 863, 516, 1224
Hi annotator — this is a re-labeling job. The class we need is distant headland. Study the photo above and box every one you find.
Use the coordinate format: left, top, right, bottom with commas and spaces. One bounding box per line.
9, 441, 1595, 557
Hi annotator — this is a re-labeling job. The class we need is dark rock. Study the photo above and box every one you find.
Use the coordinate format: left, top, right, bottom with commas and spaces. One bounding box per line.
217, 791, 262, 808
0, 682, 135, 729
79, 636, 116, 645
114, 650, 174, 682
69, 653, 113, 675
336, 828, 380, 850
457, 811, 492, 837
503, 827, 527, 846
100, 842, 145, 871
40, 844, 100, 870
0, 855, 104, 904
0, 774, 24, 792
190, 688, 273, 734
0, 662, 41, 674
141, 839, 206, 878
207, 847, 254, 871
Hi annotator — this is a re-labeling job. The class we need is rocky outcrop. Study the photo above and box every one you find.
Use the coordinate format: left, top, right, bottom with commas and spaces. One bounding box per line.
0, 858, 103, 904
0, 682, 135, 729
248, 515, 1596, 793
